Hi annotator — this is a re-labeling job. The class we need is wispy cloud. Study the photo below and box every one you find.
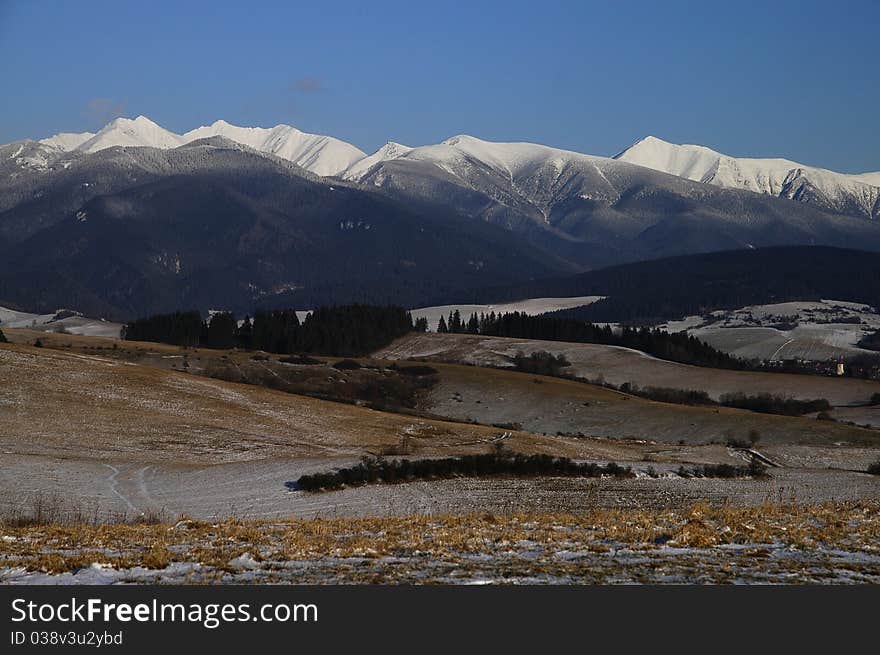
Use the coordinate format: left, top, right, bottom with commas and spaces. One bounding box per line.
293, 77, 324, 94
83, 97, 128, 127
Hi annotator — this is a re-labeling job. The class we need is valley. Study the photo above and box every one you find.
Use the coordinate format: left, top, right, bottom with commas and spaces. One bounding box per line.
2, 327, 878, 525
1, 327, 879, 584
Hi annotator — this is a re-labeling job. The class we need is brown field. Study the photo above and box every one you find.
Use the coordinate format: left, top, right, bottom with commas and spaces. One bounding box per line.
1, 329, 879, 536
0, 338, 665, 522
415, 361, 880, 446
375, 332, 880, 405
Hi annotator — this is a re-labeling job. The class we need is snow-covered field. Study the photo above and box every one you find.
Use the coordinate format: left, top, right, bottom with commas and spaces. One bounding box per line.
0, 307, 122, 338
258, 297, 603, 331
661, 300, 880, 361
410, 296, 602, 332
0, 306, 122, 338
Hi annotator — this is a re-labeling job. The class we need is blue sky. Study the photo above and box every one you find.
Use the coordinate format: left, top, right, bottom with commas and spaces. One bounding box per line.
1, 0, 877, 172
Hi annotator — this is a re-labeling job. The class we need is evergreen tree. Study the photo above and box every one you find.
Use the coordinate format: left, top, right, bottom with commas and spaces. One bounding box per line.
451, 309, 463, 333
205, 312, 236, 349
127, 305, 415, 357
437, 315, 449, 333
478, 311, 743, 370
466, 312, 479, 333
123, 310, 203, 346
237, 315, 253, 349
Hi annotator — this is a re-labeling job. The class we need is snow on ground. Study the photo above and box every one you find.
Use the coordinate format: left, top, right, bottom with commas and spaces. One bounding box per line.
411, 296, 603, 332
4, 542, 878, 585
3, 505, 879, 584
0, 306, 122, 338
660, 299, 880, 361
376, 332, 880, 405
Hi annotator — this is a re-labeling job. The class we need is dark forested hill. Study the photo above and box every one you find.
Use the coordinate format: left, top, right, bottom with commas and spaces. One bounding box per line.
0, 140, 569, 320
462, 246, 880, 324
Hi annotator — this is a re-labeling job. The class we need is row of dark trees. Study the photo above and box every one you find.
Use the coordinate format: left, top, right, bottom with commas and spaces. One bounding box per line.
617, 384, 830, 417
123, 305, 424, 357
437, 309, 480, 334
295, 454, 635, 492
437, 310, 745, 369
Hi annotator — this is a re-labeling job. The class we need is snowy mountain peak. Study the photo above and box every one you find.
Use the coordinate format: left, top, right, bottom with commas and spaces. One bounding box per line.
382, 141, 411, 155
77, 115, 184, 153
39, 131, 96, 152
616, 136, 880, 218
442, 134, 480, 147
340, 141, 413, 180
23, 116, 365, 177
181, 119, 364, 176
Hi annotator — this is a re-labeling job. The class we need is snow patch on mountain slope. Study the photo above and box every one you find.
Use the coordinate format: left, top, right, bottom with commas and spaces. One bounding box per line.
341, 141, 412, 179
344, 133, 630, 223
616, 136, 880, 218
344, 134, 611, 187
182, 119, 365, 176
393, 135, 609, 179
39, 131, 96, 151
854, 172, 880, 187
77, 116, 185, 153
21, 116, 365, 177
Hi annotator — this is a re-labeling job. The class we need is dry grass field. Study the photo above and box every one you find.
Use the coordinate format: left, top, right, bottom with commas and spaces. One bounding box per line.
413, 361, 880, 446
2, 328, 879, 585
375, 333, 880, 405
2, 504, 878, 584
0, 337, 667, 521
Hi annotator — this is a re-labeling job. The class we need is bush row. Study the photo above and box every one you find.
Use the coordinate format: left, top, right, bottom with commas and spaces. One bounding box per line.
616, 384, 830, 417
295, 454, 634, 492
678, 462, 768, 479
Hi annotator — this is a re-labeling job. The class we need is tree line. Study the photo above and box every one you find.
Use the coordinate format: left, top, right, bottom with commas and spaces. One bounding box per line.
295, 453, 635, 492
123, 305, 425, 357
437, 310, 745, 369
616, 384, 830, 416
451, 246, 880, 324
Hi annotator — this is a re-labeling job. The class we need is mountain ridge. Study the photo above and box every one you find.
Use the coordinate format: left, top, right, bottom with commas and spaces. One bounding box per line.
4, 118, 880, 319
26, 116, 878, 209
615, 135, 880, 219
34, 116, 365, 177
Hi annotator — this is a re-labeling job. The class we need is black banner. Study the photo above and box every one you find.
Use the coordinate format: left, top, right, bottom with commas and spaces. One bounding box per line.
0, 586, 874, 652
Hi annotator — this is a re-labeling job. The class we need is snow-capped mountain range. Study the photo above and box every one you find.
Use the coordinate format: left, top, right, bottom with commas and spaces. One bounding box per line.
36, 115, 366, 177
3, 114, 880, 318
24, 116, 878, 220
